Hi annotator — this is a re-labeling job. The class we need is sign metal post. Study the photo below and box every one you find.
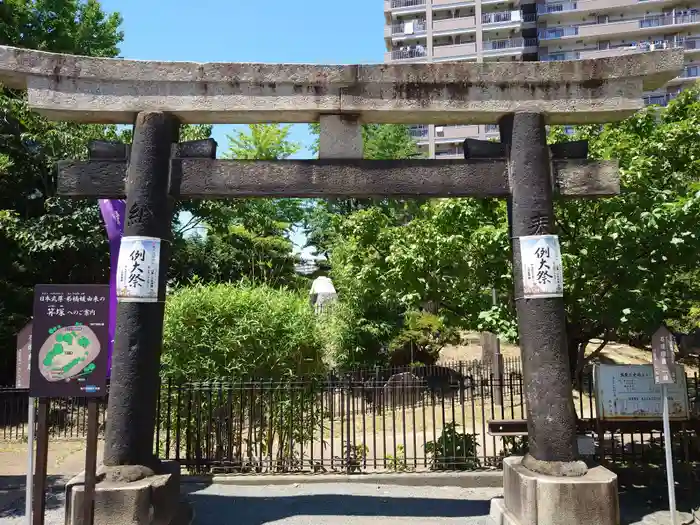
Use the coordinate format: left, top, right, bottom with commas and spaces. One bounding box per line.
652, 326, 678, 525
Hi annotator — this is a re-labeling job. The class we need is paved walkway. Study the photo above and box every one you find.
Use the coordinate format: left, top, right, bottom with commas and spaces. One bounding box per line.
1, 479, 698, 525
191, 483, 500, 525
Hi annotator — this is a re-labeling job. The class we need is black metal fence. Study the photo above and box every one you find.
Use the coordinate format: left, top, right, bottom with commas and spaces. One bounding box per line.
153, 367, 699, 474
154, 360, 527, 474
2, 359, 699, 477
0, 387, 108, 441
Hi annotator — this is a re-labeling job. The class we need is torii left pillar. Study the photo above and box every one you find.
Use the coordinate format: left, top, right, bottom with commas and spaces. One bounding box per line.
65, 112, 190, 525
103, 111, 179, 468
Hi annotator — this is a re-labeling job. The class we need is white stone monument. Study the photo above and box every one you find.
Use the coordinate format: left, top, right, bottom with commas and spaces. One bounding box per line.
309, 276, 337, 314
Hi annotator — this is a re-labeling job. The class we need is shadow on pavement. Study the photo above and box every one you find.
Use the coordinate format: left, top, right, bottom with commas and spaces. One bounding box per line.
0, 475, 68, 517
185, 492, 491, 525
618, 481, 699, 525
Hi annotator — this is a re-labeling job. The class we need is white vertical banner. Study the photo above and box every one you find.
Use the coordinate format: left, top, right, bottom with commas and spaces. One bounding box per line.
116, 236, 161, 303
519, 234, 564, 299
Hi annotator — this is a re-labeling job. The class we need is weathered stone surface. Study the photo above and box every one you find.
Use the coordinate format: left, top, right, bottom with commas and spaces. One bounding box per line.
521, 453, 588, 477
65, 461, 181, 525
491, 456, 619, 525
0, 45, 682, 124
504, 113, 580, 466
56, 158, 620, 199
98, 464, 155, 483
103, 112, 179, 469
383, 372, 426, 407
480, 332, 499, 364
319, 114, 363, 159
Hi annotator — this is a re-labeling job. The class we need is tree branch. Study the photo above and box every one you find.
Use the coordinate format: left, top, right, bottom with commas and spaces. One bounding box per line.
176, 215, 203, 235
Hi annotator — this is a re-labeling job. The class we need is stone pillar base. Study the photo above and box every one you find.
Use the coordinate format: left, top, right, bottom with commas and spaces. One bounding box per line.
490, 456, 619, 525
65, 460, 187, 525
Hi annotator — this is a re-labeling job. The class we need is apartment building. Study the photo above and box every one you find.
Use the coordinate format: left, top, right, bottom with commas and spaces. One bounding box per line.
383, 0, 700, 158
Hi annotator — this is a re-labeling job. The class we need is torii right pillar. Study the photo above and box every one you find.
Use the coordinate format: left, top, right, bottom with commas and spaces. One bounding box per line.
490, 112, 619, 525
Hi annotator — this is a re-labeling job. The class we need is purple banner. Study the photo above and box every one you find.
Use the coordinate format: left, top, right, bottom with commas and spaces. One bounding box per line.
99, 199, 126, 376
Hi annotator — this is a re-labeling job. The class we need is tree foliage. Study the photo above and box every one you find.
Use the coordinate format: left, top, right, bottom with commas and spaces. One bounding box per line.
0, 0, 124, 57
224, 124, 300, 160
550, 89, 700, 377
169, 124, 306, 288
321, 89, 700, 377
0, 0, 126, 384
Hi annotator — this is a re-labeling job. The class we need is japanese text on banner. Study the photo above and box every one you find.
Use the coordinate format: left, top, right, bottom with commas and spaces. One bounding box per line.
116, 236, 161, 302
519, 235, 564, 299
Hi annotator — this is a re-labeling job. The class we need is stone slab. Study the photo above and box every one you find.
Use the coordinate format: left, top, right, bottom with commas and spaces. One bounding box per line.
491, 456, 619, 525
0, 45, 683, 125
65, 461, 181, 525
56, 158, 620, 199
640, 511, 695, 525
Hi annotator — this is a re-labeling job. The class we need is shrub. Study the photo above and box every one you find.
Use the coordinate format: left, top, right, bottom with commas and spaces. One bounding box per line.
424, 422, 480, 471
159, 283, 328, 473
162, 282, 326, 381
388, 311, 460, 367
317, 300, 394, 370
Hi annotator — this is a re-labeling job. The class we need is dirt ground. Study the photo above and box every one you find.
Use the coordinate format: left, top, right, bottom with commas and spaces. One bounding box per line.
439, 332, 700, 375
0, 439, 104, 480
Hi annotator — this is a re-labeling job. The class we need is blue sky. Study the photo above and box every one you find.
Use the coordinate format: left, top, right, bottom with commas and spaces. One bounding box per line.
100, 0, 385, 254
100, 0, 386, 159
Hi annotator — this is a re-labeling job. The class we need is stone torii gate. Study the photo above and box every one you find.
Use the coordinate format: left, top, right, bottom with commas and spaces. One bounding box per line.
0, 45, 682, 525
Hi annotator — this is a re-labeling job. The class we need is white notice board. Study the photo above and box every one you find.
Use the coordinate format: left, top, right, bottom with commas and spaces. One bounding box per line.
594, 364, 689, 421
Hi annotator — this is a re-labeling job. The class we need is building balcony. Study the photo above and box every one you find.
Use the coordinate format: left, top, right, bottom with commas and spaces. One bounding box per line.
538, 26, 579, 40
537, 0, 681, 16
541, 39, 685, 61
391, 20, 428, 36
481, 11, 536, 26
386, 47, 429, 61
483, 37, 538, 53
409, 125, 429, 139
390, 0, 426, 8
668, 65, 700, 83
435, 124, 481, 141
681, 36, 700, 53
433, 41, 477, 59
432, 16, 476, 33
539, 14, 700, 42
432, 0, 476, 8
541, 51, 580, 61
643, 92, 680, 106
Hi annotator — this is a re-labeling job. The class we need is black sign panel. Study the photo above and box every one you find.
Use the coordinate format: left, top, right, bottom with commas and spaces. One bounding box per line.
30, 285, 109, 398
15, 322, 32, 388
651, 325, 677, 385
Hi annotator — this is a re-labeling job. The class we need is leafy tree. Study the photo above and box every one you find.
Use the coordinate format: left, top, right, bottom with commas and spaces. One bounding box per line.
388, 310, 460, 366
224, 124, 300, 160
169, 227, 300, 289
0, 0, 125, 384
549, 89, 700, 381
170, 124, 306, 289
0, 0, 123, 57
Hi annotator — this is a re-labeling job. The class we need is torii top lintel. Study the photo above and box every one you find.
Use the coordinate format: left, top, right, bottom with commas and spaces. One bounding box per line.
0, 45, 683, 126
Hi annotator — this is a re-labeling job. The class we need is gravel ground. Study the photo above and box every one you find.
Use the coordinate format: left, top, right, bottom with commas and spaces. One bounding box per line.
184, 483, 501, 525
